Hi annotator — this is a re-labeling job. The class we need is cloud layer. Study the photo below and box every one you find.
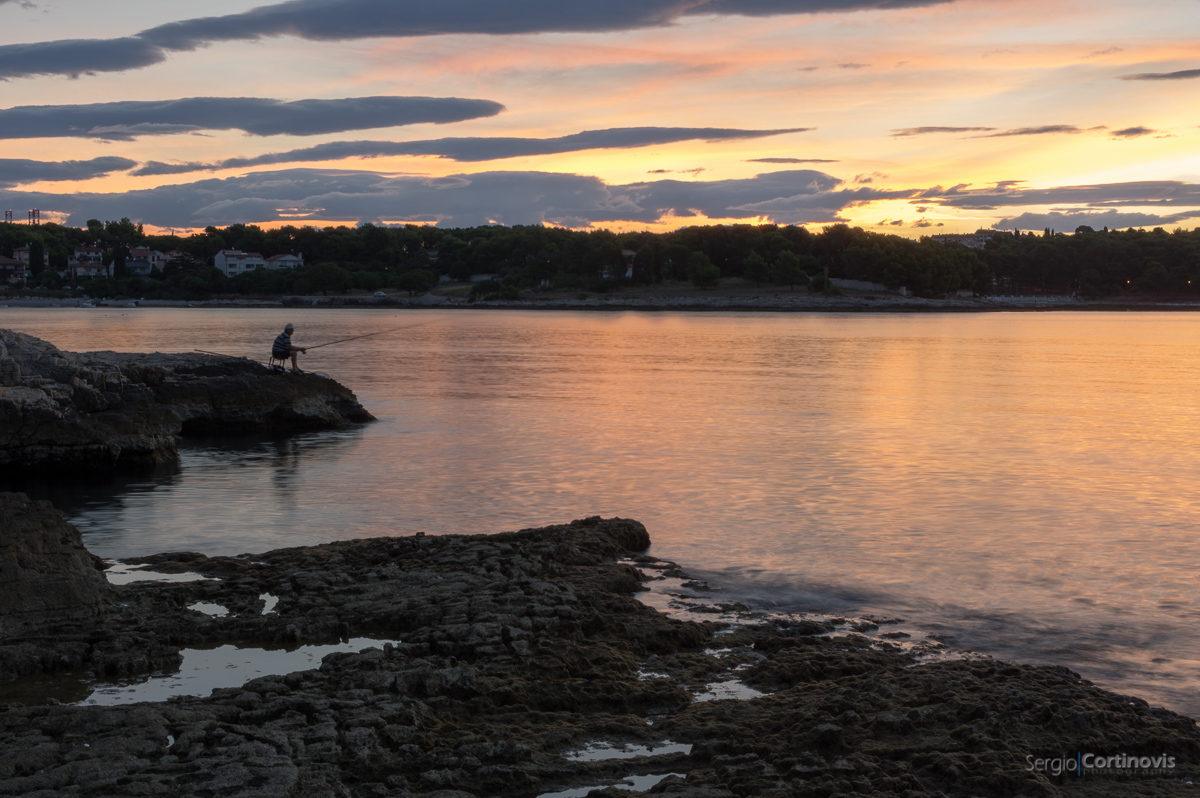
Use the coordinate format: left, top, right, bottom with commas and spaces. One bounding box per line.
930, 180, 1200, 210
0, 167, 877, 228
0, 157, 137, 188
0, 0, 955, 79
130, 126, 810, 175
994, 210, 1198, 230
4, 168, 1199, 232
0, 96, 505, 141
1121, 68, 1200, 81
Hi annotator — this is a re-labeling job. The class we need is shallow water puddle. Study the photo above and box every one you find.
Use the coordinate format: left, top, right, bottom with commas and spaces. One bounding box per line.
693, 679, 767, 702
537, 772, 685, 798
104, 561, 216, 585
260, 593, 280, 614
187, 602, 230, 617
78, 638, 399, 706
566, 741, 692, 761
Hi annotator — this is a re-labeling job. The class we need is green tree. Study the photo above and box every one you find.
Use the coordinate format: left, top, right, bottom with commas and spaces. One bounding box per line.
396, 269, 438, 296
307, 262, 349, 295
27, 240, 45, 276
687, 252, 720, 289
771, 251, 807, 290
633, 243, 657, 284
743, 251, 772, 287
110, 245, 128, 279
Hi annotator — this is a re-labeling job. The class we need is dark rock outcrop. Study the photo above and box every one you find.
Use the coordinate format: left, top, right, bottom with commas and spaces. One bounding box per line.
1, 509, 1198, 797
0, 330, 373, 475
0, 493, 111, 640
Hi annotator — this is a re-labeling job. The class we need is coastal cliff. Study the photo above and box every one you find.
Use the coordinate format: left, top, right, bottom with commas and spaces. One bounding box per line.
0, 330, 373, 475
0, 501, 1197, 797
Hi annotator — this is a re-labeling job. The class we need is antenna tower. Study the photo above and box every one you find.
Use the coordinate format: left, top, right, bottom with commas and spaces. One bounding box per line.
3, 210, 11, 224
28, 209, 40, 226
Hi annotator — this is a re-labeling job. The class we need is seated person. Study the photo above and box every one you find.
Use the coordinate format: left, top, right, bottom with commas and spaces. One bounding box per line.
272, 322, 306, 372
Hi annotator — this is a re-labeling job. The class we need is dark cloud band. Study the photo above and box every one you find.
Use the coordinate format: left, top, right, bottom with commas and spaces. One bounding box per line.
929, 181, 1200, 210
5, 167, 1200, 231
0, 167, 865, 228
746, 157, 838, 163
0, 156, 137, 188
130, 126, 810, 175
890, 126, 996, 136
994, 210, 1198, 230
0, 96, 505, 141
1120, 68, 1200, 81
977, 125, 1085, 138
0, 0, 955, 80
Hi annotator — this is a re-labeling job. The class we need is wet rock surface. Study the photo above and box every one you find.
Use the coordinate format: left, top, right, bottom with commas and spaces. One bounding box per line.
0, 510, 1197, 797
0, 494, 111, 643
0, 330, 373, 475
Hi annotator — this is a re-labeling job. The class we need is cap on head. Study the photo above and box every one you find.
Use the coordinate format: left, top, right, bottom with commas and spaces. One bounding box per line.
285, 323, 295, 331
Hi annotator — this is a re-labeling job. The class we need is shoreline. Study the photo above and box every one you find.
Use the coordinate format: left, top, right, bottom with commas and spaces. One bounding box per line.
2, 503, 1198, 797
6, 293, 1200, 313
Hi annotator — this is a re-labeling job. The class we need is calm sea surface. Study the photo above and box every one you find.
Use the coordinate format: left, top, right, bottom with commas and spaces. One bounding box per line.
5, 307, 1200, 715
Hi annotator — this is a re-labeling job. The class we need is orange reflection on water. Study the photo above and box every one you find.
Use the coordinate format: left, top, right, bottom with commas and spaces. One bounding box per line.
7, 307, 1200, 715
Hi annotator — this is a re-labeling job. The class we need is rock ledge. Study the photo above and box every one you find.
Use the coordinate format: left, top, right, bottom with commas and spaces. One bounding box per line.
0, 329, 374, 475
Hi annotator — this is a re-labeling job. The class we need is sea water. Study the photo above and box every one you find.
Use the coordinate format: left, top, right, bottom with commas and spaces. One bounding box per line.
6, 307, 1200, 716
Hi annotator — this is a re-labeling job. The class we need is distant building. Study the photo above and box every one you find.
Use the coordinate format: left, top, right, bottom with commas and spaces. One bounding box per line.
930, 229, 1011, 249
621, 249, 637, 279
0, 255, 27, 284
214, 249, 267, 277
214, 250, 303, 276
125, 247, 163, 277
265, 253, 304, 270
67, 247, 106, 280
12, 244, 49, 269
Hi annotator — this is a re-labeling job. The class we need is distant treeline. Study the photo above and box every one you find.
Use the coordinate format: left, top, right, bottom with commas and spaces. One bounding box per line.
3, 218, 1199, 300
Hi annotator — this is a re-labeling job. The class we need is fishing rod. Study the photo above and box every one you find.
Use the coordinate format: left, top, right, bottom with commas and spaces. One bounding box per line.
305, 321, 430, 351
194, 349, 245, 358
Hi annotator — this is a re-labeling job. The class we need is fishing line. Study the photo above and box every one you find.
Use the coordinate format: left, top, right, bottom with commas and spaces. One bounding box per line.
305, 321, 431, 350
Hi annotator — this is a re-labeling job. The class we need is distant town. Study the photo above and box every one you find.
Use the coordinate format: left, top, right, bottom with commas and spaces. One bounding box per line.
1, 215, 1197, 301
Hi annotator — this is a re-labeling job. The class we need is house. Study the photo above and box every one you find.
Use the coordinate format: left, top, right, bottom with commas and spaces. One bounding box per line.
214, 249, 267, 277
67, 246, 106, 280
12, 244, 49, 269
125, 247, 160, 277
0, 255, 27, 284
621, 249, 637, 279
265, 253, 304, 270
930, 229, 1011, 249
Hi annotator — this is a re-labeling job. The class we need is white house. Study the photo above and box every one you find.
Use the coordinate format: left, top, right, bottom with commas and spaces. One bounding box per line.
265, 253, 304, 270
214, 249, 267, 277
67, 246, 106, 280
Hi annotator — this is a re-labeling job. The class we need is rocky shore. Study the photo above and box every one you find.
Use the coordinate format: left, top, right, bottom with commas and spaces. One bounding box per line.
0, 330, 373, 476
0, 496, 1197, 797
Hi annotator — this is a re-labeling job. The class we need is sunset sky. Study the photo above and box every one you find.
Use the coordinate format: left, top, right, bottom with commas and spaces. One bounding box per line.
1, 0, 1198, 237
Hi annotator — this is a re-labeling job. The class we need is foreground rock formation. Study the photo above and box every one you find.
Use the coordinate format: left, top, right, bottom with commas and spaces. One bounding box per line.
0, 504, 1197, 797
0, 330, 373, 475
0, 493, 112, 640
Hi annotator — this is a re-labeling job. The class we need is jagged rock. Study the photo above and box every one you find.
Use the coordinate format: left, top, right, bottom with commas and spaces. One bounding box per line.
0, 493, 112, 640
0, 330, 374, 475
